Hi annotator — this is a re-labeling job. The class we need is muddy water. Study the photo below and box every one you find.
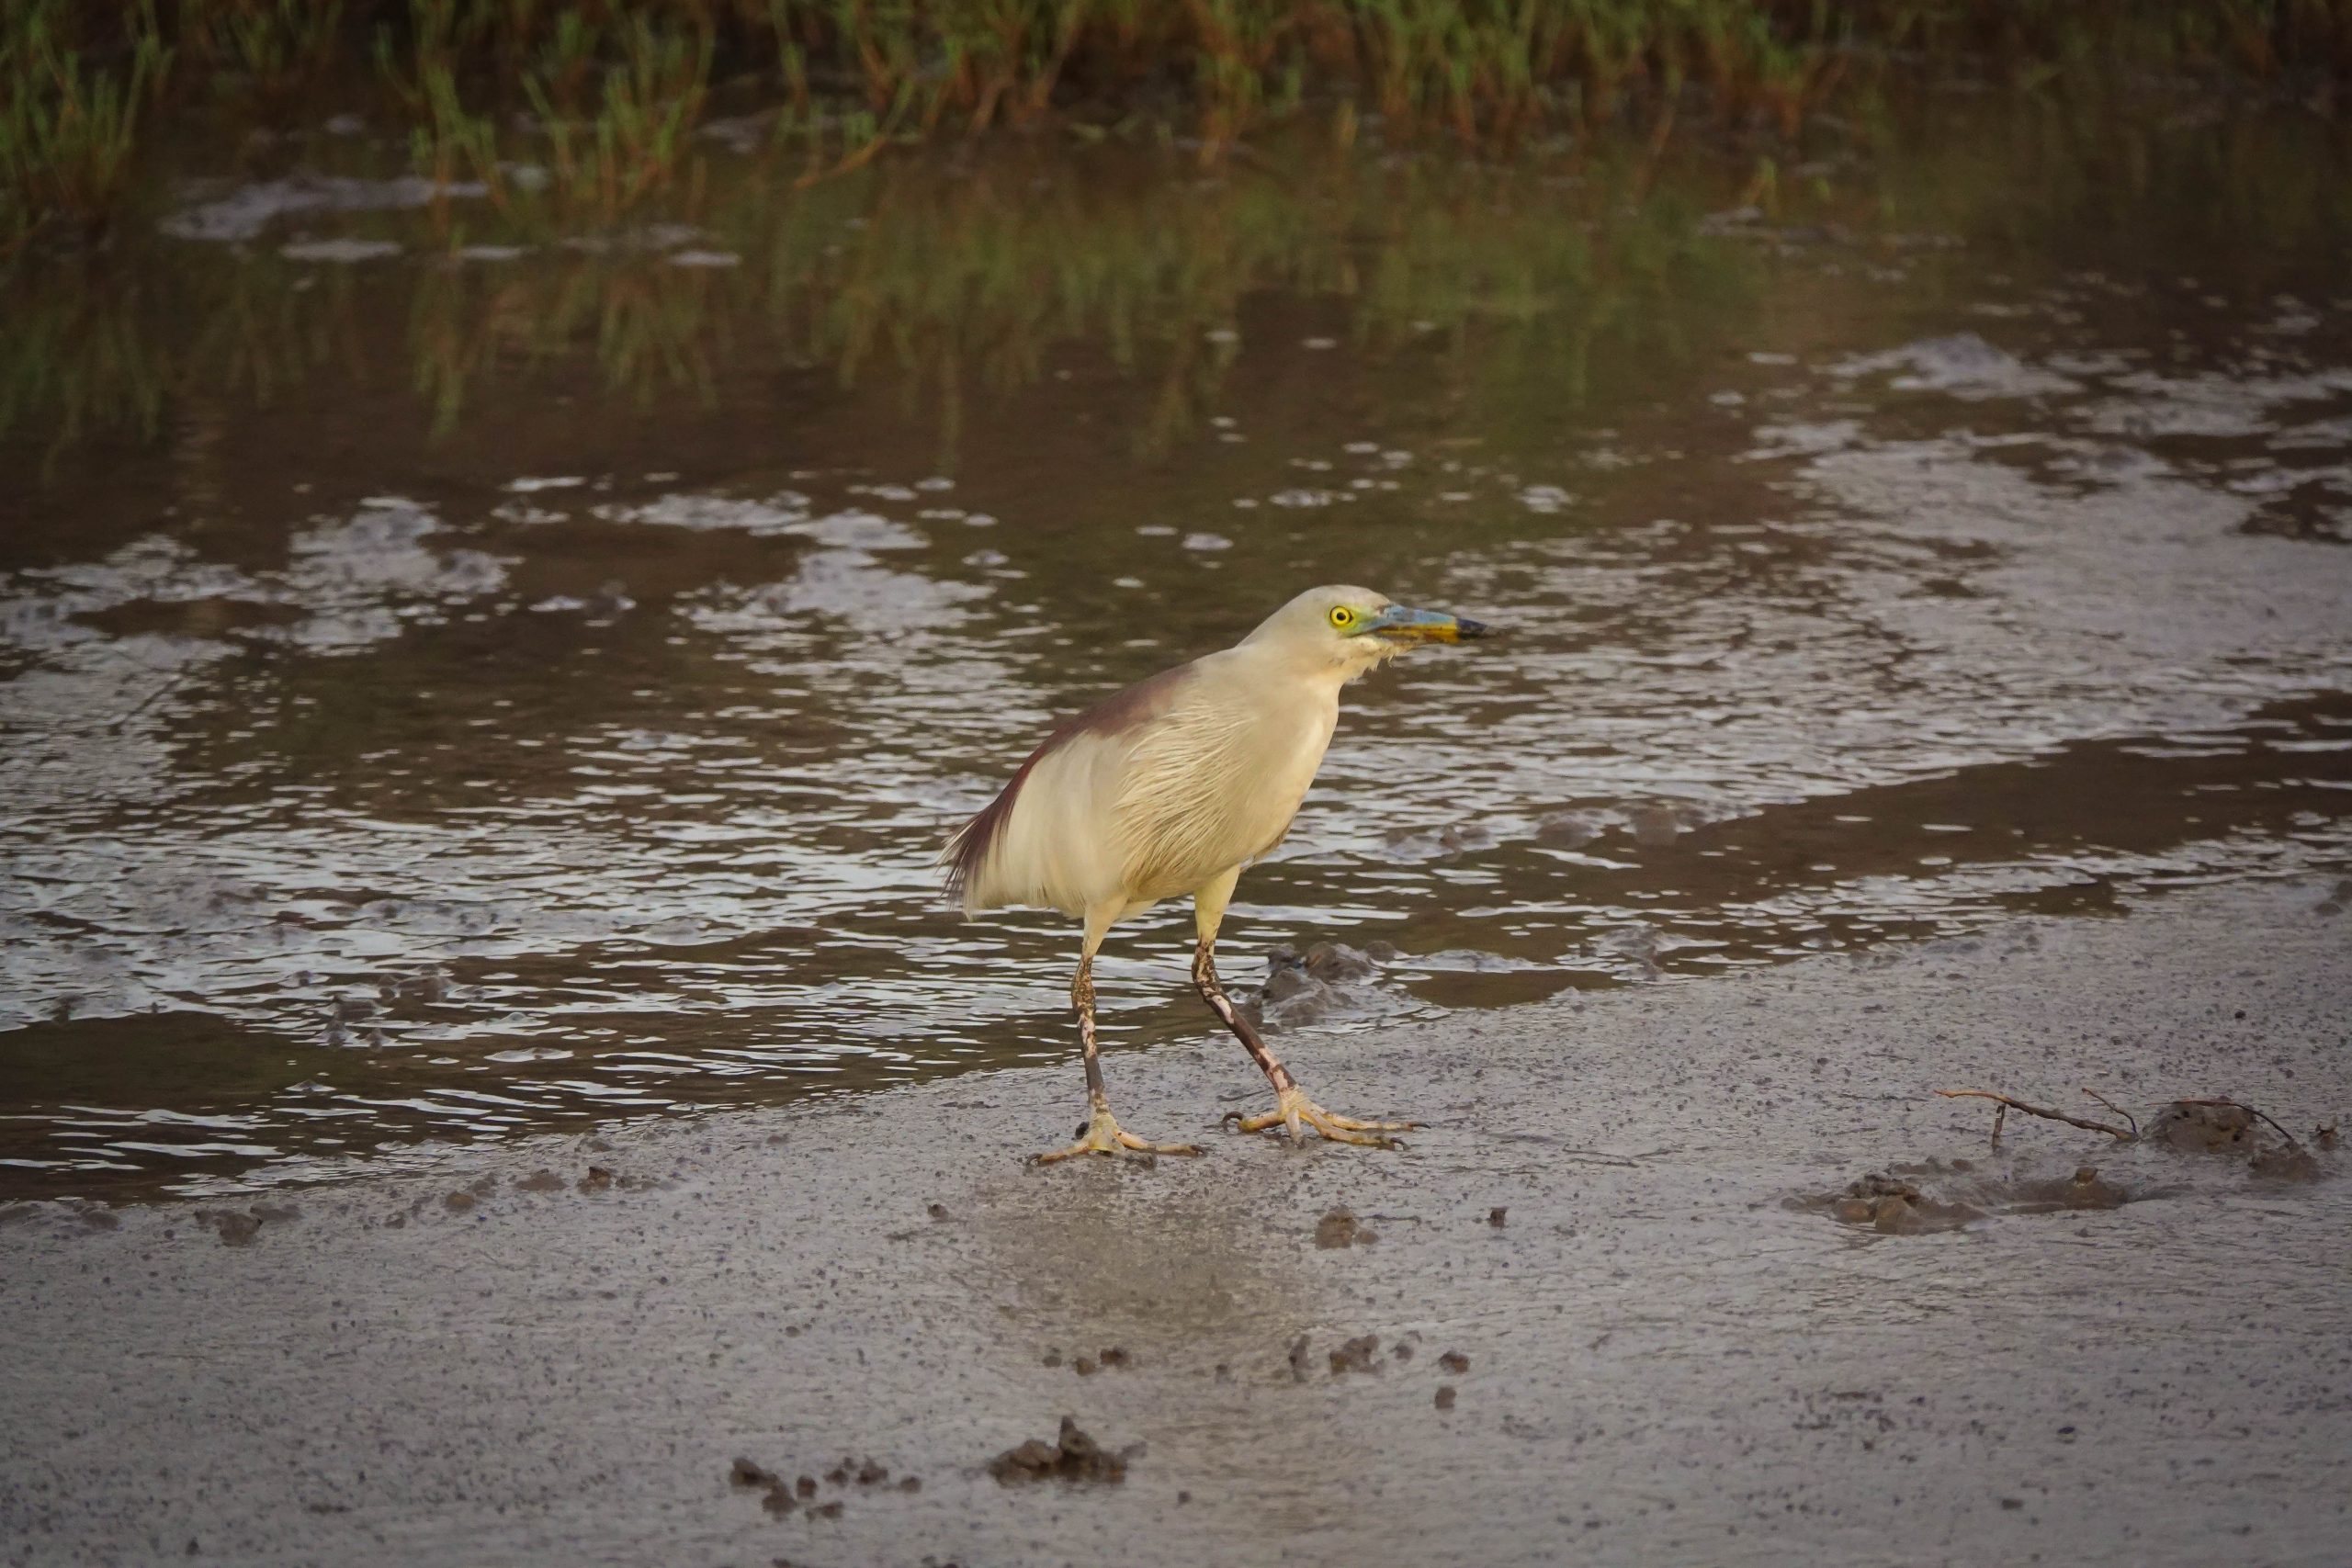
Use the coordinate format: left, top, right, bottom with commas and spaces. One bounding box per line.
4, 93, 2350, 1197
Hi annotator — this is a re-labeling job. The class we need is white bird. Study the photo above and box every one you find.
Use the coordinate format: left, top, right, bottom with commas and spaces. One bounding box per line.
943, 585, 1490, 1162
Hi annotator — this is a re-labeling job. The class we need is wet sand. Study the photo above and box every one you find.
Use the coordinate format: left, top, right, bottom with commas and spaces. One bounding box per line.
3, 877, 2346, 1567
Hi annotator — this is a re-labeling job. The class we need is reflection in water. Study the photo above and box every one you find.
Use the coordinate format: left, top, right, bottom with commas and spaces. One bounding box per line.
2, 92, 2349, 1197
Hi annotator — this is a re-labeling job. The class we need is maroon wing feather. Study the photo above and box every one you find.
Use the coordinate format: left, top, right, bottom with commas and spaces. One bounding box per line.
942, 662, 1198, 908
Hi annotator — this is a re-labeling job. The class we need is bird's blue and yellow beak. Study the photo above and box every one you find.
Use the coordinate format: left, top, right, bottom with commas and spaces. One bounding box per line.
1359, 604, 1490, 644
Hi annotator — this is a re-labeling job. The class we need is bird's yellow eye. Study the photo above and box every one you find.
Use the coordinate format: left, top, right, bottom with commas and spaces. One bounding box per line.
1329, 606, 1355, 629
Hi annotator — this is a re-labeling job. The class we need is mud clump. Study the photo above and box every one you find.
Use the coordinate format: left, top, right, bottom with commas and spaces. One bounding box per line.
2154, 1101, 2258, 1153
1329, 1335, 1382, 1375
1533, 810, 1605, 849
2150, 1101, 2324, 1179
736, 1454, 916, 1516
988, 1416, 1136, 1485
727, 1458, 797, 1516
578, 1166, 614, 1193
1813, 1159, 2151, 1232
195, 1208, 265, 1247
1434, 1386, 1458, 1411
1438, 1350, 1471, 1375
515, 1169, 566, 1193
2251, 1145, 2324, 1182
1287, 1334, 1313, 1382
1487, 1206, 1509, 1228
1824, 1172, 1985, 1235
2004, 1167, 2131, 1213
1251, 942, 1391, 1029
1315, 1208, 1377, 1248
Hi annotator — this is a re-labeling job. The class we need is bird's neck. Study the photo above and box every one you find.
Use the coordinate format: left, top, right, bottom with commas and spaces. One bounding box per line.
1228, 639, 1363, 701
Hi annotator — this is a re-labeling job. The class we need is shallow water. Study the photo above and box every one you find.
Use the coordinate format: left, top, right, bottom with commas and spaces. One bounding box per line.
4, 91, 2350, 1196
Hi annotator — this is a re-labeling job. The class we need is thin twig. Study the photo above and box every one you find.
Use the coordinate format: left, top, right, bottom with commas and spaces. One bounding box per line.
1935, 1089, 2137, 1141
2080, 1087, 2139, 1140
2174, 1099, 2303, 1152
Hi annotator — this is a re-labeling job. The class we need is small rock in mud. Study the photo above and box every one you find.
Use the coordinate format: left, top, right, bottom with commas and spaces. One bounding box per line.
762, 1483, 797, 1517
1487, 1206, 1509, 1228
444, 1191, 476, 1213
730, 1458, 778, 1487
1100, 1346, 1133, 1369
988, 1416, 1135, 1484
1439, 1351, 1471, 1374
1287, 1334, 1313, 1383
515, 1169, 566, 1193
810, 1500, 843, 1519
1072, 1355, 1098, 1376
579, 1167, 614, 1193
1041, 1349, 1062, 1368
1434, 1386, 1458, 1411
1392, 1342, 1415, 1362
2315, 1123, 2338, 1150
1315, 1208, 1376, 1248
795, 1476, 817, 1497
898, 1476, 921, 1494
855, 1460, 888, 1485
1329, 1335, 1381, 1375
824, 1464, 849, 1485
927, 1202, 950, 1220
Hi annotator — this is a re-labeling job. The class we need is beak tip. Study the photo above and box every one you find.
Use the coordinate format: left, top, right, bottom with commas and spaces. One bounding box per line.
1456, 615, 1491, 640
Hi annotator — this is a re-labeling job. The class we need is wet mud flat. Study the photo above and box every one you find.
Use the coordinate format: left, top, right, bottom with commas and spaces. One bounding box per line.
2, 877, 2347, 1568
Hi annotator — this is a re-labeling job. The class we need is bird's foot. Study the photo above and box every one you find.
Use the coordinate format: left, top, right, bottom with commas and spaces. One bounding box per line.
1030, 1106, 1204, 1166
1223, 1085, 1418, 1148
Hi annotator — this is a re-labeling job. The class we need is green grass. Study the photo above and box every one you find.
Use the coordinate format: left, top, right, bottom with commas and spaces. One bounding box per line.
7, 82, 2346, 471
1, 1, 170, 254
3, 0, 2350, 249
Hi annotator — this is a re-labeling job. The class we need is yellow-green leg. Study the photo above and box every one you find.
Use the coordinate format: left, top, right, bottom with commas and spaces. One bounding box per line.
1033, 916, 1202, 1165
1191, 869, 1419, 1149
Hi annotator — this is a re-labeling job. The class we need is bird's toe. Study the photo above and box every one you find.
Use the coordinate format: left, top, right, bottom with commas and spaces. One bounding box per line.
1031, 1108, 1203, 1165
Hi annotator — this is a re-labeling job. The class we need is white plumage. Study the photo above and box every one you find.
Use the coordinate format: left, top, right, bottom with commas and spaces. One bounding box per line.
943, 583, 1488, 1161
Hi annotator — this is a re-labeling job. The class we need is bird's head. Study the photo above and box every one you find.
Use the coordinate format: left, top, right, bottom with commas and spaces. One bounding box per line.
1243, 584, 1490, 678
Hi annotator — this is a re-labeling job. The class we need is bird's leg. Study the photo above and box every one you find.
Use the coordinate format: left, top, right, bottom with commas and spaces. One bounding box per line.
1032, 946, 1202, 1165
1192, 938, 1417, 1149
